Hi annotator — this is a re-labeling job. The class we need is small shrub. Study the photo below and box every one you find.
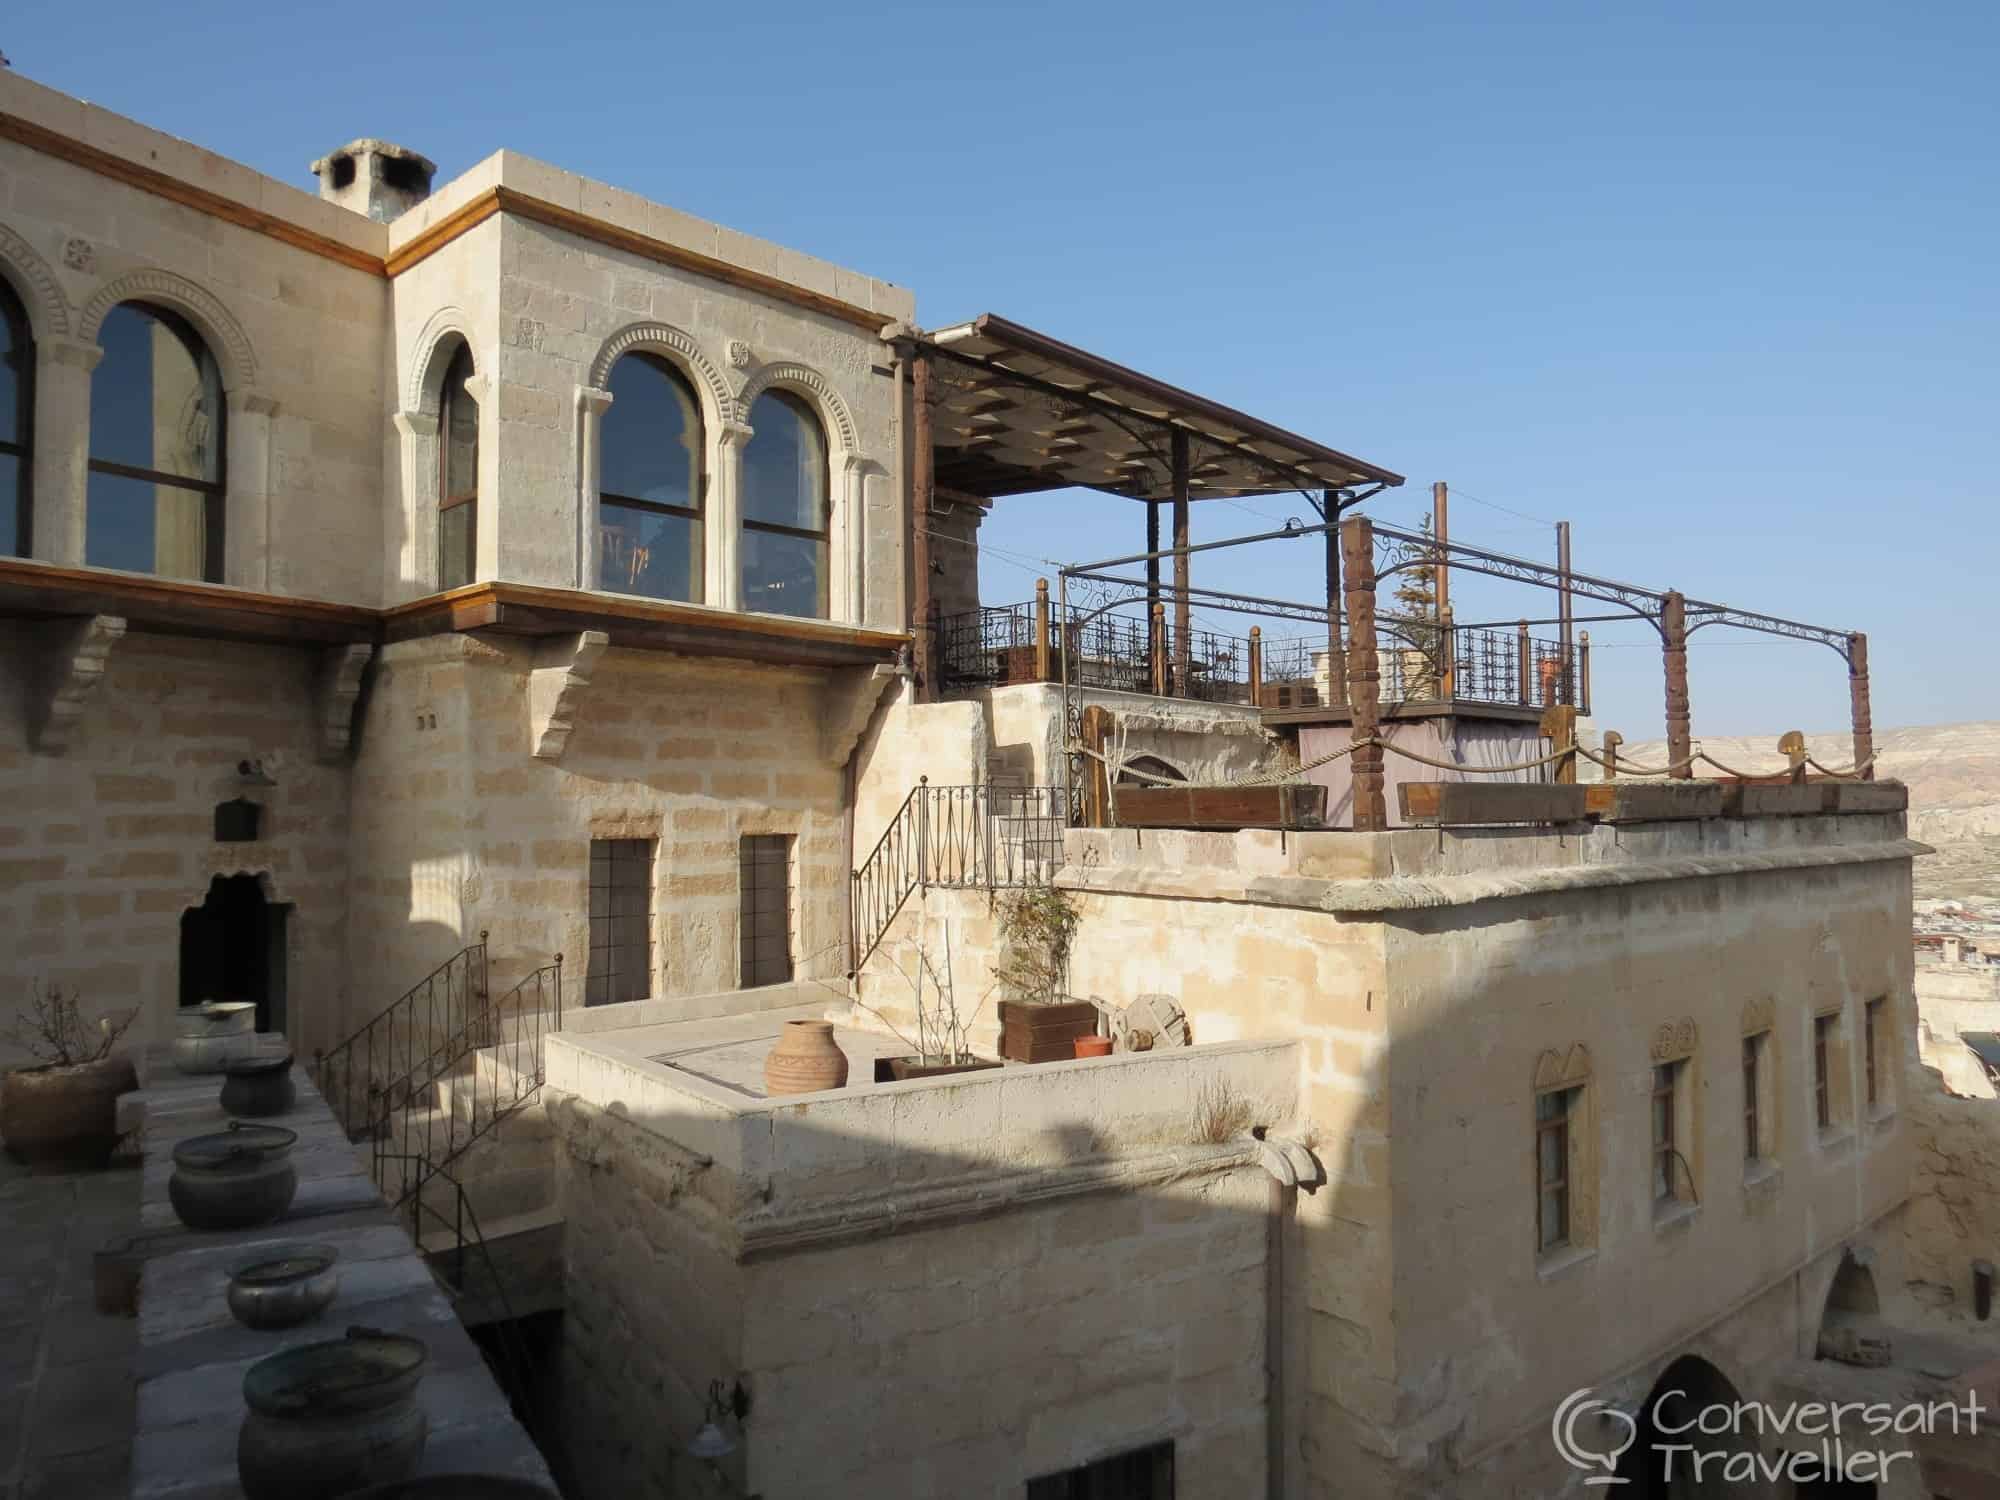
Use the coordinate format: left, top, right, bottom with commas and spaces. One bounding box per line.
992, 886, 1080, 1005
7, 981, 138, 1068
1192, 1079, 1254, 1145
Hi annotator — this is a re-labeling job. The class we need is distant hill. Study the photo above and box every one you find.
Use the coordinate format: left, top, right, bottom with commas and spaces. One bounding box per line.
1615, 722, 2000, 901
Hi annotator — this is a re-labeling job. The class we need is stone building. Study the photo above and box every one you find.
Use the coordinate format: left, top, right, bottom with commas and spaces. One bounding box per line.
0, 65, 1980, 1500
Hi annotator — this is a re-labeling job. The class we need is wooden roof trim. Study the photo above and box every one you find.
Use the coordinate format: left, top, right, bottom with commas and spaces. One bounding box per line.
0, 558, 379, 642
387, 188, 886, 332
0, 112, 893, 332
384, 581, 909, 651
0, 110, 386, 278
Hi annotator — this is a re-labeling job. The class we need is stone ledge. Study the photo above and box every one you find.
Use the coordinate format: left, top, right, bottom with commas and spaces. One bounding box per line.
1059, 838, 1933, 915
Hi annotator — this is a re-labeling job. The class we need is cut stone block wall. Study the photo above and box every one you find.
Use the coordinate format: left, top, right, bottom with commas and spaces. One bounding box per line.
345, 636, 854, 1036
0, 633, 350, 1064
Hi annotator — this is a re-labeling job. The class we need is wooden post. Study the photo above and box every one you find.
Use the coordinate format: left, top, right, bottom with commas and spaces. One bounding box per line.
1324, 492, 1347, 706
1146, 500, 1162, 679
1150, 603, 1167, 695
1432, 481, 1450, 620
1248, 626, 1263, 707
1601, 730, 1622, 781
1578, 630, 1592, 716
1171, 429, 1191, 696
1439, 604, 1456, 701
1662, 591, 1692, 779
1516, 622, 1531, 707
910, 353, 936, 702
1848, 632, 1874, 781
1780, 730, 1808, 784
1557, 521, 1574, 706
1034, 578, 1051, 682
1542, 704, 1578, 785
1080, 704, 1112, 828
1341, 516, 1387, 831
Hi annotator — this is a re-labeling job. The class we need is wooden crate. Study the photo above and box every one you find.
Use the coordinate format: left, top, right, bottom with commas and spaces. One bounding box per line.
998, 1000, 1099, 1064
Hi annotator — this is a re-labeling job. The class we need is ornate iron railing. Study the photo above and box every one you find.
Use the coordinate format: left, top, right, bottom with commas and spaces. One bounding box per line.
371, 956, 564, 1215
315, 936, 489, 1140
850, 781, 1066, 972
940, 603, 1581, 714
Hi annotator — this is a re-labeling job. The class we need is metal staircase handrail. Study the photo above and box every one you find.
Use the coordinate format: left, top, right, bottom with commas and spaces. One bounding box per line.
370, 956, 564, 1212
315, 934, 490, 1138
849, 782, 1066, 973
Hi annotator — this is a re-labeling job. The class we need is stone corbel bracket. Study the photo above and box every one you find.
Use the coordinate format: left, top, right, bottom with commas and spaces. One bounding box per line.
820, 661, 905, 766
29, 614, 127, 754
314, 643, 376, 763
530, 631, 610, 761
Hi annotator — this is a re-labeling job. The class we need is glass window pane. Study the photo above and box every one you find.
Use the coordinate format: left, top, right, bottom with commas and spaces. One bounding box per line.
743, 392, 826, 531
439, 502, 473, 591
0, 302, 20, 447
600, 499, 702, 603
602, 355, 700, 511
441, 346, 478, 502
86, 469, 206, 579
1538, 1126, 1562, 1182
743, 526, 827, 618
1539, 1190, 1562, 1248
0, 454, 19, 557
92, 304, 221, 482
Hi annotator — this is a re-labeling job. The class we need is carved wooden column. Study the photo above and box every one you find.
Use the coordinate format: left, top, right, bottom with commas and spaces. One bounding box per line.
1248, 626, 1263, 707
1034, 579, 1051, 682
1661, 591, 1692, 779
1848, 632, 1874, 781
1323, 492, 1347, 705
910, 354, 936, 702
1342, 516, 1387, 830
31, 337, 102, 567
1146, 499, 1162, 676
1171, 429, 1191, 696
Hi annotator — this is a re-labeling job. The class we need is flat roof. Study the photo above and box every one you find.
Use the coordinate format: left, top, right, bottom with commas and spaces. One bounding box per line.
920, 313, 1404, 502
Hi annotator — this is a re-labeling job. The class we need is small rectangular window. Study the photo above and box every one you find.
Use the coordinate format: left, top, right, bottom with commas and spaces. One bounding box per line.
1813, 1014, 1835, 1131
1026, 1440, 1174, 1499
1651, 1062, 1681, 1203
1743, 1034, 1765, 1163
586, 838, 652, 1007
1535, 1087, 1574, 1253
740, 835, 794, 988
1865, 998, 1885, 1109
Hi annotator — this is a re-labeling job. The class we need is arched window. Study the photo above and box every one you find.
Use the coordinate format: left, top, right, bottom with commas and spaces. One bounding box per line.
599, 353, 704, 602
87, 303, 224, 581
437, 341, 477, 590
0, 278, 29, 557
741, 391, 829, 618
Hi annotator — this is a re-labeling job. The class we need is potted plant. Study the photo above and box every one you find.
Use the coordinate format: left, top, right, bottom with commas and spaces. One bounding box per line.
2, 981, 140, 1171
993, 887, 1096, 1063
861, 920, 1002, 1082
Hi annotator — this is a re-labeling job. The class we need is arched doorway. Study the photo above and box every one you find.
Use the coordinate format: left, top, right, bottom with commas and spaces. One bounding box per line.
1115, 754, 1187, 787
179, 875, 290, 1033
1616, 1355, 1760, 1497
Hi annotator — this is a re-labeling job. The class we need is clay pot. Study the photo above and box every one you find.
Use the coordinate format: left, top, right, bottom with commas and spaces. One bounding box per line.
221, 1054, 297, 1119
169, 1123, 298, 1231
0, 1054, 138, 1171
1074, 1036, 1113, 1059
238, 1328, 429, 1500
762, 1021, 849, 1096
174, 1002, 258, 1075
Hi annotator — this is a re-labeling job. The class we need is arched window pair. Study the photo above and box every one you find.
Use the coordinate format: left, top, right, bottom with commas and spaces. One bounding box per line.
1, 280, 228, 580
597, 353, 829, 619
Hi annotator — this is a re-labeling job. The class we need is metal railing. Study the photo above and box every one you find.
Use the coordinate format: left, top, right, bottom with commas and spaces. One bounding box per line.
851, 781, 1066, 972
936, 602, 1584, 714
371, 956, 565, 1218
315, 936, 489, 1141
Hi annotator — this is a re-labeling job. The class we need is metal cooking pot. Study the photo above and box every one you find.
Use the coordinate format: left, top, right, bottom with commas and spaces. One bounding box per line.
168, 1122, 299, 1231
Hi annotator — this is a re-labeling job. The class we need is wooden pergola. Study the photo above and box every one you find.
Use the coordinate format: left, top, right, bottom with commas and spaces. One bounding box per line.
888, 314, 1405, 698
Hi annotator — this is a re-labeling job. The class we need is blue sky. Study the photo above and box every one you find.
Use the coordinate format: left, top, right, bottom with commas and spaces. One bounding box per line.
9, 1, 1991, 739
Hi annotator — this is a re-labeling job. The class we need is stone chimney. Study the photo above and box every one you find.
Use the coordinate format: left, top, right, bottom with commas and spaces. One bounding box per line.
309, 139, 437, 223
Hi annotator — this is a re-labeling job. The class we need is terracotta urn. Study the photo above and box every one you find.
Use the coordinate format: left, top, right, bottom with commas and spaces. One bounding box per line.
1074, 1036, 1113, 1059
763, 1021, 849, 1096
